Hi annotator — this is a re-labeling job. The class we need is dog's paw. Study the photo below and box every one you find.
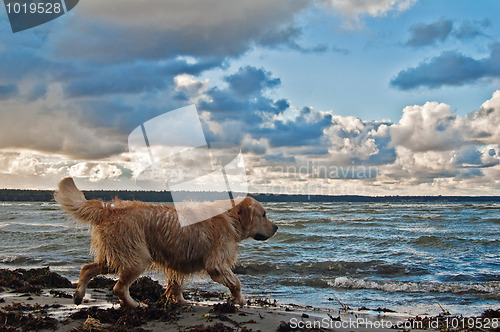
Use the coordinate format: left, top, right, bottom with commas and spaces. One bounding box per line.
175, 298, 189, 306
73, 291, 83, 305
232, 295, 246, 307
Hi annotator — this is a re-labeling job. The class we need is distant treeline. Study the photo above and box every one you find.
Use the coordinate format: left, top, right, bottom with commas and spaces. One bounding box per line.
0, 189, 498, 203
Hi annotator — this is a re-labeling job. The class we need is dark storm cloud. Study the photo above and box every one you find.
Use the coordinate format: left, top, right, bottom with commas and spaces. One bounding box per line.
65, 57, 222, 97
391, 43, 500, 90
263, 112, 332, 147
198, 66, 332, 151
225, 66, 281, 98
199, 66, 286, 122
48, 0, 311, 63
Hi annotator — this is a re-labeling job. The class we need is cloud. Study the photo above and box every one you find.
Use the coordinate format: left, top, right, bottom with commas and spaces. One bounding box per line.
391, 43, 500, 90
0, 150, 130, 189
390, 102, 465, 151
405, 18, 489, 47
324, 0, 417, 28
199, 66, 286, 126
68, 162, 123, 182
0, 84, 18, 99
47, 0, 311, 62
453, 19, 490, 40
64, 57, 222, 98
224, 66, 281, 98
324, 116, 395, 164
406, 17, 453, 47
0, 93, 126, 159
452, 146, 483, 166
263, 109, 332, 148
468, 89, 500, 144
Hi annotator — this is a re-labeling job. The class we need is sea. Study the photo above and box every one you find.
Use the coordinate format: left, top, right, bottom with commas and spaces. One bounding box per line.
0, 200, 499, 317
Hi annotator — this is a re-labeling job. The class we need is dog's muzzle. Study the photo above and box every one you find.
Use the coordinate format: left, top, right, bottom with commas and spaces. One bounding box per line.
253, 225, 278, 241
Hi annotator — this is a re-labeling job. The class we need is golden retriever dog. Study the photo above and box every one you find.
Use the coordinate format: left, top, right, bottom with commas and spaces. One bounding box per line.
54, 177, 277, 308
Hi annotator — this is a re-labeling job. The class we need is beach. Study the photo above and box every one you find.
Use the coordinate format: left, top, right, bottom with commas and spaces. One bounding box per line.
1, 267, 500, 331
0, 267, 477, 331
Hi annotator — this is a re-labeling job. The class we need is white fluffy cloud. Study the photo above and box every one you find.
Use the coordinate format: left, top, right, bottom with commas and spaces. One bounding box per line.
0, 150, 128, 189
324, 115, 381, 163
247, 91, 499, 195
468, 90, 500, 144
390, 102, 466, 151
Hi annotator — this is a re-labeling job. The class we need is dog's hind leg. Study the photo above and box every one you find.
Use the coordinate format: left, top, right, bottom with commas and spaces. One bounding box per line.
113, 262, 149, 308
207, 268, 246, 306
74, 262, 108, 305
164, 271, 187, 305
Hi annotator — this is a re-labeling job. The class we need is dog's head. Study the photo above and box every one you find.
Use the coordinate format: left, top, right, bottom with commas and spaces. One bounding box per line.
237, 197, 278, 241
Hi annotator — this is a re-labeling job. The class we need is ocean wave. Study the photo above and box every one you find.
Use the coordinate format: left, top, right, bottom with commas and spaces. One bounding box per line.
411, 235, 498, 248
234, 260, 427, 278
0, 255, 44, 265
327, 277, 500, 295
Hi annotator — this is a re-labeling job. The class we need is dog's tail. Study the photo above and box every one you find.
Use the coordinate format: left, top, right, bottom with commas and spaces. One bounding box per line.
55, 177, 106, 225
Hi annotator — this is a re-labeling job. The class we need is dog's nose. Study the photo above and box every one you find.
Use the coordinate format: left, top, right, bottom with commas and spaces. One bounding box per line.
273, 224, 278, 232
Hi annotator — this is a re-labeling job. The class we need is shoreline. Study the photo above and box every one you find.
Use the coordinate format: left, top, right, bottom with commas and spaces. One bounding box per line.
1, 189, 499, 203
1, 268, 499, 331
0, 287, 423, 332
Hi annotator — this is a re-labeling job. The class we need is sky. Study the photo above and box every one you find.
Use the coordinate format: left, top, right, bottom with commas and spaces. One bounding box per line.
0, 0, 499, 195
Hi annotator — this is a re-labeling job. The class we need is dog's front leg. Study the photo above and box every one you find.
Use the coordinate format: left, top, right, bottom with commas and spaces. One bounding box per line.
207, 268, 246, 306
74, 263, 108, 305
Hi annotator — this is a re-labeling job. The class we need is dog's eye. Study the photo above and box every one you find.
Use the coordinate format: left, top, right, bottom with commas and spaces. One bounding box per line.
263, 212, 266, 218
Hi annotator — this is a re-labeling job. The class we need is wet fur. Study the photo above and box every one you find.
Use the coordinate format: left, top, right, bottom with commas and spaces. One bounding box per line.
54, 177, 277, 308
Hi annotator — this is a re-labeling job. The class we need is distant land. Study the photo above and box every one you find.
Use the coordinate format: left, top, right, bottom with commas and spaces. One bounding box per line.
0, 189, 498, 203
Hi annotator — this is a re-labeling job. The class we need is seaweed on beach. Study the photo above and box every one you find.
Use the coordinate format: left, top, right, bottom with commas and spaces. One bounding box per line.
210, 302, 237, 314
88, 275, 116, 289
69, 301, 181, 330
2, 301, 61, 312
251, 297, 278, 307
480, 308, 500, 319
184, 322, 236, 331
403, 308, 500, 332
0, 305, 59, 331
87, 275, 165, 303
183, 288, 227, 302
129, 276, 165, 303
0, 267, 72, 294
50, 289, 73, 298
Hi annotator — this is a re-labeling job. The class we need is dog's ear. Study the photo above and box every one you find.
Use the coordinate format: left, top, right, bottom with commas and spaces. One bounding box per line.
238, 198, 254, 227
